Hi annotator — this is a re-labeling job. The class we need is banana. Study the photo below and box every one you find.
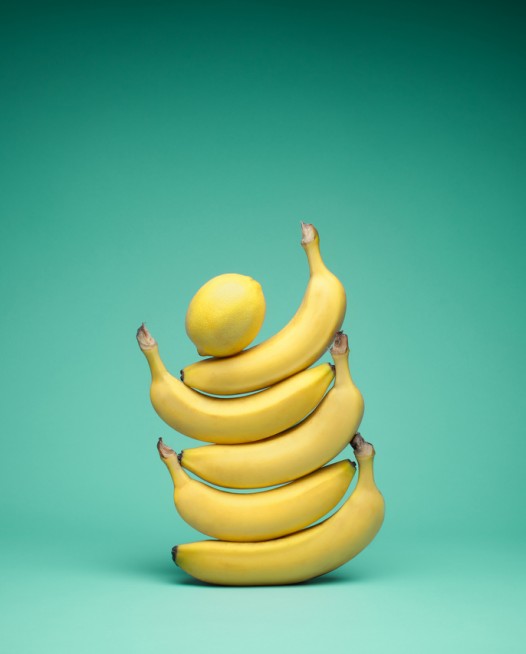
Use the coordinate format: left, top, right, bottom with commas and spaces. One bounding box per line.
136, 324, 334, 444
172, 434, 384, 586
180, 222, 346, 395
158, 438, 355, 542
179, 332, 363, 487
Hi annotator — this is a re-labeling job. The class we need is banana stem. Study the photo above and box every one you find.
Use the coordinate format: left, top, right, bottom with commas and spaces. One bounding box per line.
157, 437, 175, 459
300, 222, 324, 275
351, 433, 373, 458
136, 323, 156, 351
331, 331, 348, 356
158, 438, 190, 488
300, 222, 318, 246
136, 324, 168, 379
351, 433, 377, 491
330, 332, 356, 387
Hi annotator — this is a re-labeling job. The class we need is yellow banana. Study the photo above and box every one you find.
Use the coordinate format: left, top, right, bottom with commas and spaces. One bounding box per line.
180, 332, 363, 487
180, 222, 346, 395
136, 324, 334, 444
158, 438, 355, 542
172, 434, 384, 586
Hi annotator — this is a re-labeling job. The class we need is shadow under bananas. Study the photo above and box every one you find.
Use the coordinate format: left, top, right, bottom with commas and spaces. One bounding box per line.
115, 554, 389, 587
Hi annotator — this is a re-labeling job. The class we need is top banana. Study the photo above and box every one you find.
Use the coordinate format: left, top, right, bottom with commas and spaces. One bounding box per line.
180, 223, 346, 395
136, 323, 334, 444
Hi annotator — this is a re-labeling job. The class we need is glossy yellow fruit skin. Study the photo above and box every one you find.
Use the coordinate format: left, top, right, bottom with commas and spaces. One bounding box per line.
172, 439, 384, 586
159, 440, 355, 542
185, 273, 266, 357
136, 324, 334, 444
180, 333, 363, 485
181, 223, 346, 395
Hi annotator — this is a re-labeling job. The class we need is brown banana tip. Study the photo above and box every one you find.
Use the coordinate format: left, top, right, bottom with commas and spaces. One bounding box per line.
300, 221, 318, 245
180, 369, 184, 382
351, 432, 364, 447
157, 438, 175, 459
177, 451, 183, 464
350, 460, 357, 469
136, 323, 157, 351
171, 546, 179, 565
351, 432, 375, 457
330, 331, 348, 356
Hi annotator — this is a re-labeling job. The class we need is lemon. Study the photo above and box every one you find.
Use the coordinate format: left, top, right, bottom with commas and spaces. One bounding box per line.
185, 273, 266, 357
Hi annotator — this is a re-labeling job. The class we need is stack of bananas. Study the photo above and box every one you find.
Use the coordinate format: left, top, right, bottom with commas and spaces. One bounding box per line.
136, 223, 384, 585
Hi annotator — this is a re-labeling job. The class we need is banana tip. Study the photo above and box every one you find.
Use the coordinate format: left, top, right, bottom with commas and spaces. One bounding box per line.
331, 331, 348, 355
136, 323, 157, 351
157, 438, 175, 459
171, 546, 179, 565
300, 222, 318, 245
351, 433, 375, 457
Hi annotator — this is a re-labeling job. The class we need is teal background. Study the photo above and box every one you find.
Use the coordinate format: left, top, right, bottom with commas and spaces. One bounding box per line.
1, 0, 525, 651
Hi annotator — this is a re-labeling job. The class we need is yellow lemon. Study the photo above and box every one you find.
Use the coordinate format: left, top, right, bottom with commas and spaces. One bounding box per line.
186, 273, 266, 357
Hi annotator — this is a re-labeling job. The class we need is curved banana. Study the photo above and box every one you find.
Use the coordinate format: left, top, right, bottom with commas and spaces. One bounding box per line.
158, 438, 355, 542
180, 223, 346, 395
180, 332, 363, 487
172, 434, 384, 586
136, 324, 334, 444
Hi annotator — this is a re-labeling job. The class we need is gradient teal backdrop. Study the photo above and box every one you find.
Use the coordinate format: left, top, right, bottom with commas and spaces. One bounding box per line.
1, 1, 524, 652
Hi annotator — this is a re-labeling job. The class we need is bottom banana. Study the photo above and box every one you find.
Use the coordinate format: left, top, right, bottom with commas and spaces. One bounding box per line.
172, 434, 384, 586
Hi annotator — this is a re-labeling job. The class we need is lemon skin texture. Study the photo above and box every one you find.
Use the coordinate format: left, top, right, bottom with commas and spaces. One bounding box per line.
185, 273, 266, 357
